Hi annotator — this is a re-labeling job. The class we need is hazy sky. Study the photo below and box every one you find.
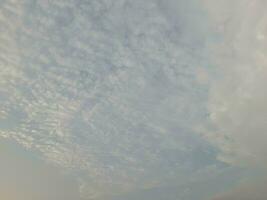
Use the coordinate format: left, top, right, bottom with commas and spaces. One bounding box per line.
0, 139, 80, 200
0, 0, 267, 199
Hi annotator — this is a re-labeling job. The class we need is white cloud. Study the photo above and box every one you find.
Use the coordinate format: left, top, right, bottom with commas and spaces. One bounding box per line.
202, 0, 267, 167
0, 0, 215, 198
2, 0, 259, 199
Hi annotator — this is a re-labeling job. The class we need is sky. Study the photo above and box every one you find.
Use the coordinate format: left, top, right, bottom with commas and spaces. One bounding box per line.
0, 139, 80, 200
0, 0, 267, 199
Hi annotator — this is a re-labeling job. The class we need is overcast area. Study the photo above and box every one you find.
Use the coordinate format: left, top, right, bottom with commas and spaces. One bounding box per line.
0, 0, 266, 199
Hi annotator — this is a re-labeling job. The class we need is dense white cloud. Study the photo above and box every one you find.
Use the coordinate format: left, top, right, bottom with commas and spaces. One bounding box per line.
202, 0, 267, 199
203, 0, 267, 167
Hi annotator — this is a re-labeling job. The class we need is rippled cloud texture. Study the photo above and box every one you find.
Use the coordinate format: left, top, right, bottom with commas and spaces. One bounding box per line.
0, 0, 266, 199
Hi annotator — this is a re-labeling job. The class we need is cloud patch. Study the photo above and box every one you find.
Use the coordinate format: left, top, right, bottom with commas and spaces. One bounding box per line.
202, 0, 267, 167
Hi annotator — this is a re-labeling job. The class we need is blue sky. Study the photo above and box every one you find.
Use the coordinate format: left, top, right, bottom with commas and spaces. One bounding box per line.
0, 0, 267, 199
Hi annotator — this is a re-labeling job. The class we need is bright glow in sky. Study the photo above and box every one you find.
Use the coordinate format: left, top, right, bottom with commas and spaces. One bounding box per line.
1, 0, 267, 199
